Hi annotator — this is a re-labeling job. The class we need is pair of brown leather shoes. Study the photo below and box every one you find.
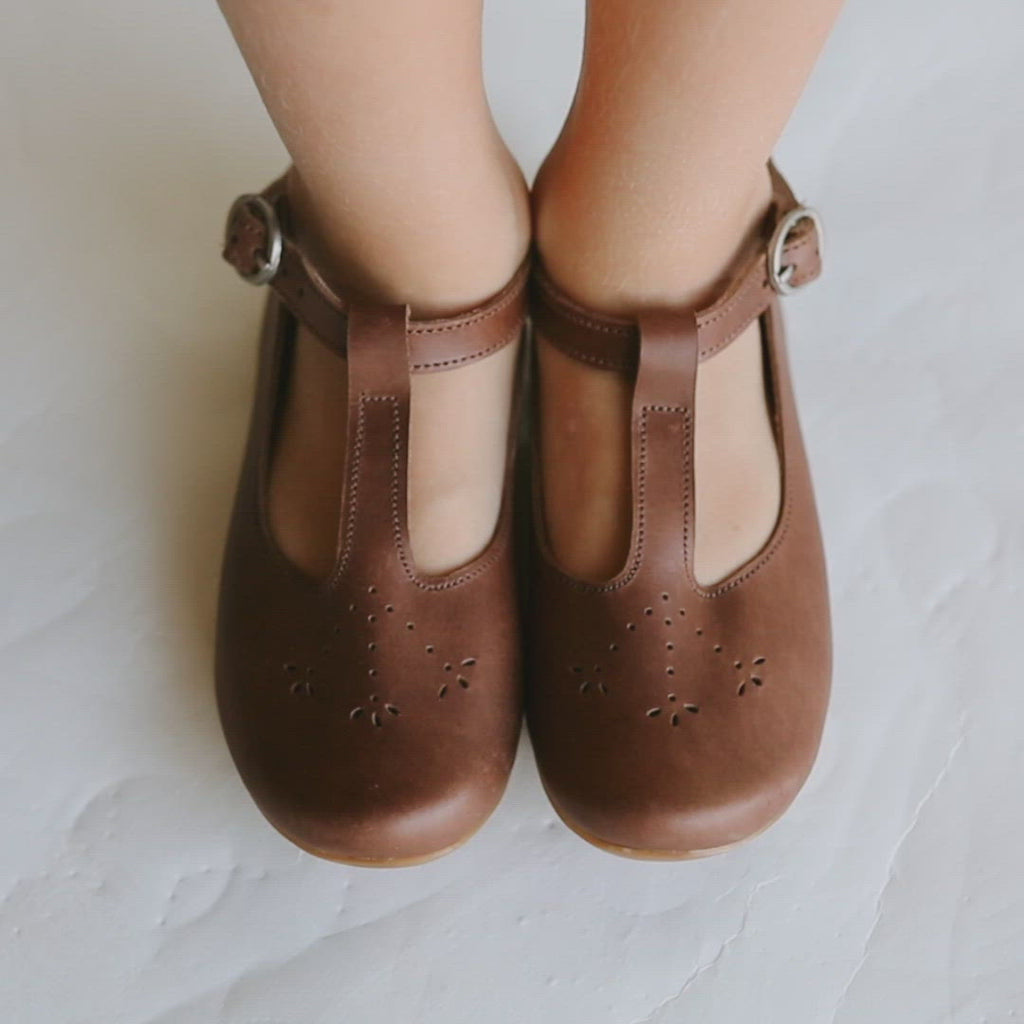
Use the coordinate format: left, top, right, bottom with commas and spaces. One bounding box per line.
215, 165, 830, 865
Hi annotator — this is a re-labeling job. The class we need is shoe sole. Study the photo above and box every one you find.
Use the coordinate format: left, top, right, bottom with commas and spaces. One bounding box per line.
274, 820, 479, 868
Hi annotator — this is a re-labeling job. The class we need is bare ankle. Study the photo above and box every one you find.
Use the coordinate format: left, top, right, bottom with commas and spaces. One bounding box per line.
287, 147, 530, 317
270, 153, 530, 581
532, 159, 773, 315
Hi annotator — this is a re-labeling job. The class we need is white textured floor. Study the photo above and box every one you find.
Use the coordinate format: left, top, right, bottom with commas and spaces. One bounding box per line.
2, 0, 1023, 1021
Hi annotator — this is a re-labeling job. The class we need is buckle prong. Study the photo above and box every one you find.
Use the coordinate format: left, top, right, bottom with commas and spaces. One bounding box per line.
767, 206, 822, 296
225, 194, 283, 286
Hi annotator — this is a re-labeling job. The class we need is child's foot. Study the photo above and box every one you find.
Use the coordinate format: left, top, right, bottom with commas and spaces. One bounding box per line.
534, 170, 780, 586
268, 168, 529, 579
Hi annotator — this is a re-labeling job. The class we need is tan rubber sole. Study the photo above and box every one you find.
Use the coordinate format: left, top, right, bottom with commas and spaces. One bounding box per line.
273, 818, 480, 868
273, 790, 782, 865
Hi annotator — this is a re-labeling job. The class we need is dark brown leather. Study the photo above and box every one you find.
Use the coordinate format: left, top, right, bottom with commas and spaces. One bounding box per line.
526, 166, 831, 857
216, 179, 528, 865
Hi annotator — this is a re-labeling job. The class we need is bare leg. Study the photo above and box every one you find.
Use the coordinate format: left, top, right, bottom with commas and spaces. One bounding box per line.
218, 0, 530, 577
533, 0, 842, 584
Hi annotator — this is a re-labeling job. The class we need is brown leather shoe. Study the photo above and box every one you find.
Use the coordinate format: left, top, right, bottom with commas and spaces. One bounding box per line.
215, 179, 527, 866
526, 165, 831, 859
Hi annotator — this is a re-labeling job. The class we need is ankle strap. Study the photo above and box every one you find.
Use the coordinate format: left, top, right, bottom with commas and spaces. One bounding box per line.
222, 176, 528, 373
530, 163, 822, 373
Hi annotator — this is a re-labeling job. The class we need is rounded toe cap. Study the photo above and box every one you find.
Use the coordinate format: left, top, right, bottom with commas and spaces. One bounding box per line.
258, 774, 501, 864
546, 765, 809, 858
248, 764, 508, 866
217, 658, 520, 865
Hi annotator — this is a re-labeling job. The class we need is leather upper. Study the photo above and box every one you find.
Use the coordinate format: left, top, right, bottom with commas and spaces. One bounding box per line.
216, 180, 528, 863
526, 166, 832, 855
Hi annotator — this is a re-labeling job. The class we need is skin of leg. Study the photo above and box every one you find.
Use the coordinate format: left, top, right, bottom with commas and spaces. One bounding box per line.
533, 0, 843, 585
218, 0, 529, 577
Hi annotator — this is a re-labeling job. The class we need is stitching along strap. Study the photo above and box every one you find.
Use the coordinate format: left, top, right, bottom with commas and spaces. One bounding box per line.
632, 310, 701, 571
335, 304, 412, 577
222, 176, 529, 373
530, 162, 822, 373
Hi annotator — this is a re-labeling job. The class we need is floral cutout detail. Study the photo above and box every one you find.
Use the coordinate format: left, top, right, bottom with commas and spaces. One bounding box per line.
348, 693, 401, 728
646, 693, 700, 726
565, 590, 772, 718
277, 583, 480, 716
736, 656, 767, 696
437, 656, 478, 699
355, 585, 480, 701
569, 596, 692, 707
283, 663, 316, 698
572, 663, 610, 696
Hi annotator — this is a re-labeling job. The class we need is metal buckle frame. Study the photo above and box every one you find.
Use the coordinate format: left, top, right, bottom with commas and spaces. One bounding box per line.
225, 194, 283, 286
767, 206, 823, 296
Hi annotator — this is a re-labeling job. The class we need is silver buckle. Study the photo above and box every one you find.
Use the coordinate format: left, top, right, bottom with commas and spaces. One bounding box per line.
767, 206, 823, 295
225, 194, 282, 285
